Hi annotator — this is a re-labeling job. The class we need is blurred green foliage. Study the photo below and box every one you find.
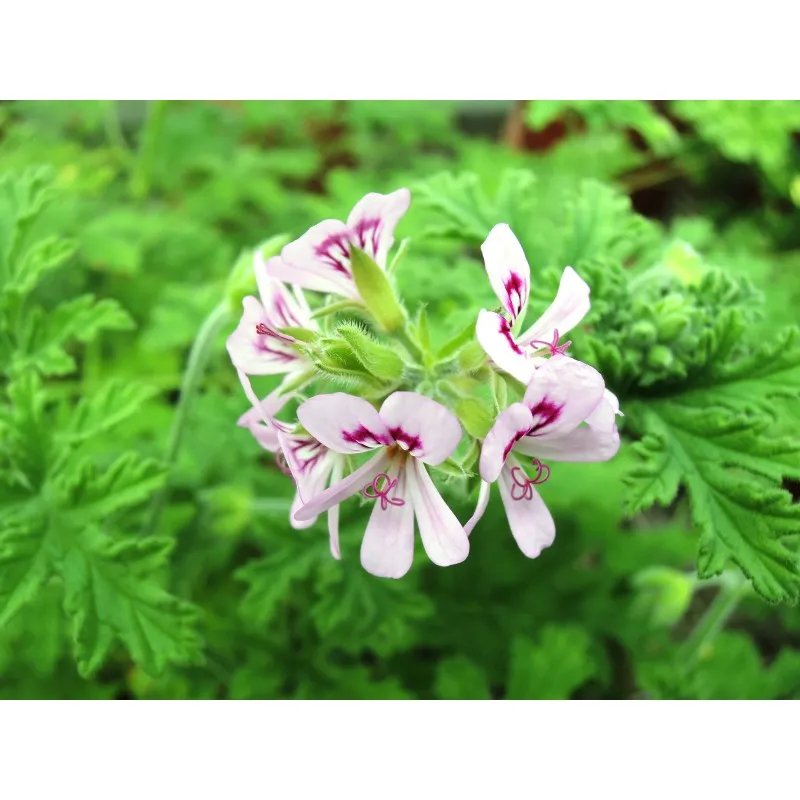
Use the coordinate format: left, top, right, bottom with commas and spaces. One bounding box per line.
1, 100, 800, 699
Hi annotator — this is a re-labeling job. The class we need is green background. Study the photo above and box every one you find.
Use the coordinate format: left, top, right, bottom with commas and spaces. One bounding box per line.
1, 100, 800, 700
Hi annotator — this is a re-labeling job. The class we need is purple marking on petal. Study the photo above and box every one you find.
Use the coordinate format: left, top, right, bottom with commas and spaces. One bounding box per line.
269, 292, 303, 329
284, 434, 327, 476
342, 425, 390, 449
498, 315, 523, 355
503, 272, 526, 319
527, 398, 563, 435
502, 427, 532, 461
314, 231, 353, 276
352, 217, 382, 259
388, 427, 422, 454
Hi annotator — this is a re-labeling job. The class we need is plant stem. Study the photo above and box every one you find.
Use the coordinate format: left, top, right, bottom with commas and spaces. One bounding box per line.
131, 100, 168, 199
143, 301, 230, 535
676, 572, 749, 666
394, 326, 425, 365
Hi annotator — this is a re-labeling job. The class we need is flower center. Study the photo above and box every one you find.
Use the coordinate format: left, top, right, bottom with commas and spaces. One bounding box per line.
509, 458, 551, 501
527, 328, 571, 357
362, 473, 405, 510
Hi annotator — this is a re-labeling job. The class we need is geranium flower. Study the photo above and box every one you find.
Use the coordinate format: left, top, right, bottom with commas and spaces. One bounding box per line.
466, 356, 620, 558
292, 391, 469, 578
265, 189, 411, 301
475, 223, 591, 384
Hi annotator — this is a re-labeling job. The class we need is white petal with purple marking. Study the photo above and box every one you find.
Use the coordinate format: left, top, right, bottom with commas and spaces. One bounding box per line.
479, 402, 534, 483
476, 309, 536, 384
519, 266, 590, 347
497, 459, 556, 558
346, 188, 411, 268
297, 393, 391, 455
481, 223, 530, 323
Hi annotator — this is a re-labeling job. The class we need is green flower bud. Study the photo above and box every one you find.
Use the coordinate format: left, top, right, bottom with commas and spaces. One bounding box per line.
350, 246, 406, 333
647, 345, 674, 370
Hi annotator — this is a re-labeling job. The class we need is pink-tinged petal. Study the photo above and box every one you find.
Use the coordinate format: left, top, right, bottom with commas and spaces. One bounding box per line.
481, 223, 530, 323
290, 489, 317, 530
237, 385, 293, 452
360, 462, 415, 578
294, 451, 390, 522
479, 403, 534, 483
378, 392, 462, 466
498, 459, 556, 558
277, 430, 334, 505
226, 296, 304, 375
406, 459, 469, 567
346, 188, 411, 267
464, 480, 491, 537
271, 234, 361, 301
327, 457, 344, 560
519, 266, 590, 346
476, 309, 536, 384
514, 424, 620, 463
254, 254, 317, 333
521, 356, 605, 440
585, 388, 624, 431
297, 393, 392, 455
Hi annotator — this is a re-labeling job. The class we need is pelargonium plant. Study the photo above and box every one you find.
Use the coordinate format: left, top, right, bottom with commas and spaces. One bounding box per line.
227, 189, 621, 578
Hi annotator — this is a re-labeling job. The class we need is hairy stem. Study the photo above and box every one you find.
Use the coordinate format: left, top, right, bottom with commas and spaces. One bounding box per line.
143, 301, 230, 535
676, 572, 749, 666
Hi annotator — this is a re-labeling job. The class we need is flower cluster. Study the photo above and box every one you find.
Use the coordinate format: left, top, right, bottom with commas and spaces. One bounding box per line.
228, 189, 622, 578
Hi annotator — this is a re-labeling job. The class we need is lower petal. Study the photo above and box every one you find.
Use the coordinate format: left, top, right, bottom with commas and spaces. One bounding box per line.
479, 402, 534, 483
360, 463, 415, 578
464, 480, 491, 537
294, 450, 389, 522
406, 459, 469, 567
498, 460, 555, 558
327, 457, 344, 560
585, 389, 624, 431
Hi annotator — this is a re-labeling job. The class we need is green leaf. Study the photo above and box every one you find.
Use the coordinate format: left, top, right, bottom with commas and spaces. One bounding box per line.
506, 625, 598, 699
4, 236, 77, 295
349, 246, 406, 333
56, 527, 203, 678
435, 656, 491, 700
0, 515, 51, 626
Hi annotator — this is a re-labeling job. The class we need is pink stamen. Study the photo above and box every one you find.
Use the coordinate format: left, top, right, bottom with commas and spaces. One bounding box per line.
362, 473, 405, 511
255, 322, 269, 335
527, 328, 571, 357
509, 458, 551, 501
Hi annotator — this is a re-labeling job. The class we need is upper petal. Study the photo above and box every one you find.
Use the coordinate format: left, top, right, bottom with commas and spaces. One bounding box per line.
585, 388, 624, 431
519, 266, 590, 346
226, 296, 304, 375
378, 392, 462, 466
274, 227, 361, 301
294, 450, 390, 522
406, 459, 469, 567
255, 253, 317, 333
360, 461, 415, 579
479, 402, 534, 483
521, 356, 605, 440
514, 424, 620, 463
346, 188, 411, 268
476, 309, 536, 384
497, 459, 556, 558
481, 223, 530, 323
277, 430, 335, 504
237, 386, 293, 453
297, 393, 392, 455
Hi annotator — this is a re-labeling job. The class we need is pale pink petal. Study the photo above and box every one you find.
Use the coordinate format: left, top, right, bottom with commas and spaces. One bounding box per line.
360, 462, 415, 578
585, 388, 624, 431
521, 356, 605, 440
254, 253, 317, 333
464, 480, 491, 536
297, 393, 392, 455
272, 230, 361, 300
479, 402, 534, 483
290, 489, 317, 530
277, 430, 334, 505
346, 188, 411, 267
294, 451, 389, 522
327, 457, 344, 560
498, 459, 556, 558
481, 223, 530, 323
514, 424, 620, 463
378, 392, 462, 466
406, 459, 469, 567
476, 309, 536, 384
226, 296, 304, 375
519, 266, 590, 346
237, 385, 292, 452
